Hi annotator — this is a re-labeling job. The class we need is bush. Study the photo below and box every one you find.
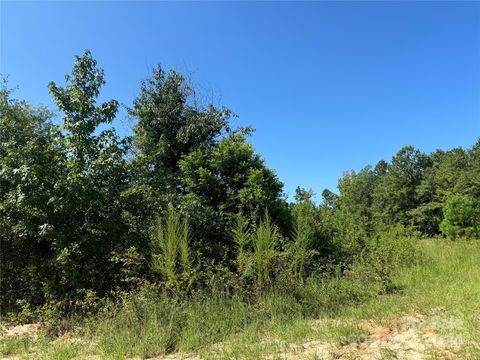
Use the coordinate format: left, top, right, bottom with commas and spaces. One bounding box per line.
354, 225, 419, 292
440, 195, 480, 240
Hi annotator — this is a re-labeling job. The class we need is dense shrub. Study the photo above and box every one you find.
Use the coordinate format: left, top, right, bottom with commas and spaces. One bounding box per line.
440, 195, 480, 239
354, 226, 420, 292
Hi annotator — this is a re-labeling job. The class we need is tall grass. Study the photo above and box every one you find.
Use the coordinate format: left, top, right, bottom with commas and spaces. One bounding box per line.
89, 271, 385, 359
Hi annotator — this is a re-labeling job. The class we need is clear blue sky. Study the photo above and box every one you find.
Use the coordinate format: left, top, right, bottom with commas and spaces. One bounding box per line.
2, 1, 479, 200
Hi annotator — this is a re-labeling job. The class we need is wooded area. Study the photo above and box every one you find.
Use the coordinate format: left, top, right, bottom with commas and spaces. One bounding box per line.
1, 50, 479, 321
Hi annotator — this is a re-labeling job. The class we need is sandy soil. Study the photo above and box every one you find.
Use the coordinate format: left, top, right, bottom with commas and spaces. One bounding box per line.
0, 311, 464, 359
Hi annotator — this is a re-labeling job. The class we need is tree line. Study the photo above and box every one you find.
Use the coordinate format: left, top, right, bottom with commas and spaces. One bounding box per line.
1, 50, 479, 315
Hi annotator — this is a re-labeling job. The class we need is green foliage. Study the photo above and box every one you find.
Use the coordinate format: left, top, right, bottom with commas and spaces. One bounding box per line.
95, 288, 184, 358
440, 195, 480, 239
0, 337, 31, 357
48, 50, 120, 171
4, 241, 480, 359
356, 226, 419, 292
1, 51, 134, 312
290, 197, 317, 281
151, 204, 193, 293
231, 212, 253, 278
372, 146, 430, 227
0, 83, 62, 310
321, 142, 480, 248
177, 132, 286, 260
109, 246, 146, 290
253, 212, 280, 290
44, 341, 82, 360
2, 48, 480, 340
89, 268, 390, 359
334, 167, 377, 259
130, 65, 232, 193
42, 50, 133, 303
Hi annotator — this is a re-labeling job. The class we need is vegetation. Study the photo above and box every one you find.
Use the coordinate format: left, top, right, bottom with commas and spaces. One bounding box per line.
440, 194, 480, 239
151, 204, 192, 293
1, 49, 479, 358
2, 240, 479, 359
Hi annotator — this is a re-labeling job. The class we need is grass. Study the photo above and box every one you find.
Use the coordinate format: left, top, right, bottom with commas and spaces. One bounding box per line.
0, 336, 31, 356
338, 239, 480, 357
42, 341, 82, 360
1, 239, 479, 359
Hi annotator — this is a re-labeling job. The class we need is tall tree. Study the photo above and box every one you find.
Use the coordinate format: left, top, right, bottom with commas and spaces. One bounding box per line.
372, 146, 430, 227
47, 50, 131, 300
131, 66, 231, 193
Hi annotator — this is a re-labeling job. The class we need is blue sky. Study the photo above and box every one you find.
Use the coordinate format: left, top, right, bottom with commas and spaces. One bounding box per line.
2, 1, 479, 201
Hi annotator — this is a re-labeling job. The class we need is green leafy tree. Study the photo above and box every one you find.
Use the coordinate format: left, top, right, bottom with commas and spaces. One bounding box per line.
333, 167, 379, 258
178, 133, 287, 260
0, 84, 62, 310
130, 65, 289, 263
47, 50, 131, 300
49, 50, 119, 172
128, 66, 241, 263
321, 189, 338, 208
131, 66, 231, 193
411, 150, 455, 235
440, 195, 480, 239
372, 146, 430, 228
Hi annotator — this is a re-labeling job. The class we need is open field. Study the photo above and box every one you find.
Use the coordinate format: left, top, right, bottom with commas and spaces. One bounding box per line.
1, 239, 479, 360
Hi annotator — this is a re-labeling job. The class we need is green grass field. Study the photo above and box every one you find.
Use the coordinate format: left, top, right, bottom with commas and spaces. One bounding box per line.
1, 239, 479, 359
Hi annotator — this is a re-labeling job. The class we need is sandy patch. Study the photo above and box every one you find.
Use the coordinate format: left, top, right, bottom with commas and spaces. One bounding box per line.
334, 313, 461, 360
0, 323, 40, 339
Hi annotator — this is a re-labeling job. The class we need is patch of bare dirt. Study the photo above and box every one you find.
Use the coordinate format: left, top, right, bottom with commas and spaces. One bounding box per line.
333, 312, 462, 360
262, 311, 462, 359
0, 323, 40, 339
269, 340, 333, 360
